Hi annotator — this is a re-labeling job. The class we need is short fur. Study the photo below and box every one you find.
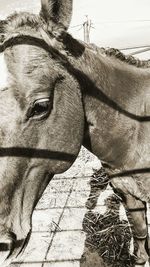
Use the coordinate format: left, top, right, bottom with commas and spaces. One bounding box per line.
0, 1, 149, 267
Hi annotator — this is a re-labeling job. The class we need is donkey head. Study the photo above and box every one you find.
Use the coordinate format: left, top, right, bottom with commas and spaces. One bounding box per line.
0, 0, 84, 263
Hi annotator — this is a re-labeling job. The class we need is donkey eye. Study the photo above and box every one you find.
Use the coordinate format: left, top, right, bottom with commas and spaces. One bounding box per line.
27, 98, 52, 120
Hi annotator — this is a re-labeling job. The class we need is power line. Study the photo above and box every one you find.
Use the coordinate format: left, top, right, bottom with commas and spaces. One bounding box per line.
70, 18, 150, 51
120, 45, 150, 50
70, 24, 83, 29
70, 19, 150, 31
127, 47, 150, 56
93, 19, 150, 24
70, 16, 94, 43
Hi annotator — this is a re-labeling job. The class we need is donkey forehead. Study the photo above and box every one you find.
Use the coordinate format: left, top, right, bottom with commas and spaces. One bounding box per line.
0, 45, 60, 100
0, 53, 9, 90
9, 44, 59, 76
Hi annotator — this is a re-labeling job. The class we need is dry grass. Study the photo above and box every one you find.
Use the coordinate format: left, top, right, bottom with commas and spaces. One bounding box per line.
82, 195, 135, 266
82, 168, 136, 267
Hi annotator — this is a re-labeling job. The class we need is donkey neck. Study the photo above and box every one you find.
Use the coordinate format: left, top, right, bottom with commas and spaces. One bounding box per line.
66, 42, 150, 169
73, 45, 150, 117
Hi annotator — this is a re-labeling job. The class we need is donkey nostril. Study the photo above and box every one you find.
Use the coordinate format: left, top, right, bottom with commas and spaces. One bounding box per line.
0, 241, 13, 251
0, 232, 16, 252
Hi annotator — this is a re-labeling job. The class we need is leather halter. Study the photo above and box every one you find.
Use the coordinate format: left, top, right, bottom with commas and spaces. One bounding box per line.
0, 29, 55, 53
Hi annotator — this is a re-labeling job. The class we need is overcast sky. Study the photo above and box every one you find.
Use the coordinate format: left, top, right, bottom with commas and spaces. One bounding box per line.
1, 0, 150, 56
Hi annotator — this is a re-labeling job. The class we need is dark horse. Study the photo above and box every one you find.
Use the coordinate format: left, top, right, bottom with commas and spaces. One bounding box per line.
0, 0, 149, 266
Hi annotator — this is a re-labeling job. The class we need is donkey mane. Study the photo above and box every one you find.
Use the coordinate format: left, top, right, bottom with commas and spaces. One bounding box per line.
1, 12, 150, 69
88, 43, 150, 69
5, 12, 43, 31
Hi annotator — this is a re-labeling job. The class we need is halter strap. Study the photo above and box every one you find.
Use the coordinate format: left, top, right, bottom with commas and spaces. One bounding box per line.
39, 28, 56, 47
127, 207, 147, 212
0, 30, 55, 53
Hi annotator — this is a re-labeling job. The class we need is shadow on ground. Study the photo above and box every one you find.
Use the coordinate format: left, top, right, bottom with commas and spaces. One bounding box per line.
80, 169, 135, 267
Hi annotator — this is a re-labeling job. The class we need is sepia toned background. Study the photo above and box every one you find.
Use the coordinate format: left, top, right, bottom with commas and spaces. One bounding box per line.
0, 1, 149, 267
1, 0, 150, 52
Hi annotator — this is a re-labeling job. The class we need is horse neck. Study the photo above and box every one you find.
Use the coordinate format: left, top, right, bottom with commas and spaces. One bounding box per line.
71, 46, 150, 117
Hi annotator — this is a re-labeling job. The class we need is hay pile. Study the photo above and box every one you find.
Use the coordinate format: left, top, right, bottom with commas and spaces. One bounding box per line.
82, 194, 135, 267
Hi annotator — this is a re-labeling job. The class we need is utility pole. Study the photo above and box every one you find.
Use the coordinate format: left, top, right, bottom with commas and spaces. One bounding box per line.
83, 15, 92, 44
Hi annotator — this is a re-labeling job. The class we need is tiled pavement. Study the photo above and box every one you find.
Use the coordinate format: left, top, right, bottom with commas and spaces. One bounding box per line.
9, 147, 150, 267
10, 173, 150, 267
9, 174, 112, 267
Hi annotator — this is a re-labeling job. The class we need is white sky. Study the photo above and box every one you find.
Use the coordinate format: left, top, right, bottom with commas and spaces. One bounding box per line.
1, 0, 150, 57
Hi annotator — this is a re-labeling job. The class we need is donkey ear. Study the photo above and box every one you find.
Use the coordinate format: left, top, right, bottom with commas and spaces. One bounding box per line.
40, 0, 72, 36
0, 20, 7, 42
0, 20, 6, 32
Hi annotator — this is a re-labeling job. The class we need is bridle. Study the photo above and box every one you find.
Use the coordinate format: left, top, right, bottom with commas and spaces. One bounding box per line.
0, 28, 56, 54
